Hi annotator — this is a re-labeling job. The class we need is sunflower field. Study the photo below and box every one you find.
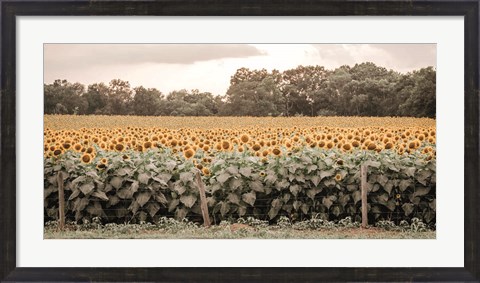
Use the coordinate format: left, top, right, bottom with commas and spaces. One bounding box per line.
44, 115, 436, 226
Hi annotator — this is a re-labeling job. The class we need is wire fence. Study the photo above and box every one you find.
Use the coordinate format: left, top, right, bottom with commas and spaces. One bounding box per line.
44, 163, 436, 229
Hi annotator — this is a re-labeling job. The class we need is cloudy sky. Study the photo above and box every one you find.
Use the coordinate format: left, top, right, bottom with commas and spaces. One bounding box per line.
44, 44, 436, 96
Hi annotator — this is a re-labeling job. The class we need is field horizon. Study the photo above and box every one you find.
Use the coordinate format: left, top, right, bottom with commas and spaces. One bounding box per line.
44, 114, 436, 130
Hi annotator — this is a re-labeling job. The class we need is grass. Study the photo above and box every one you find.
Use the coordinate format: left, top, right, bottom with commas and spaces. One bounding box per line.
44, 224, 435, 239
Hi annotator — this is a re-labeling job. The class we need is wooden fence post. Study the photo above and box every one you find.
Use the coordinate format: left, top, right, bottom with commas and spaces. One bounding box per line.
56, 172, 65, 231
360, 164, 368, 229
195, 171, 211, 227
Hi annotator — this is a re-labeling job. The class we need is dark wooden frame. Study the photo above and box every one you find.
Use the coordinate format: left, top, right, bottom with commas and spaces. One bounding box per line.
1, 1, 478, 282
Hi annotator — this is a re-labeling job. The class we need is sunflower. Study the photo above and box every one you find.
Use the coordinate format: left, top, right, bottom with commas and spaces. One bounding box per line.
96, 163, 107, 170
252, 144, 261, 152
384, 142, 394, 150
285, 141, 293, 149
415, 139, 421, 148
115, 143, 124, 152
262, 149, 269, 157
351, 140, 360, 148
221, 140, 230, 150
53, 148, 63, 156
73, 143, 82, 151
144, 141, 152, 149
326, 141, 334, 149
408, 141, 416, 149
334, 173, 342, 181
395, 194, 401, 199
342, 143, 352, 151
62, 143, 71, 150
184, 149, 195, 159
272, 147, 281, 156
240, 134, 250, 143
81, 153, 92, 164
202, 167, 211, 176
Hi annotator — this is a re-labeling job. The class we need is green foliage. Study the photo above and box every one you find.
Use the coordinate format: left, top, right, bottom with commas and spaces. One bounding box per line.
44, 216, 435, 239
236, 217, 269, 228
376, 218, 429, 232
44, 147, 436, 225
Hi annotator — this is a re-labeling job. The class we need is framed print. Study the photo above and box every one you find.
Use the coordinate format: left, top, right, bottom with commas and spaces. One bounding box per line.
1, 0, 479, 282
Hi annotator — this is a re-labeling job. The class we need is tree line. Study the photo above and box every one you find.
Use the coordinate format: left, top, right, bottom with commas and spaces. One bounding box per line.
44, 62, 436, 118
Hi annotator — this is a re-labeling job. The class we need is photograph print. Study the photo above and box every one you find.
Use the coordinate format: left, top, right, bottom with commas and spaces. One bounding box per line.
43, 44, 436, 239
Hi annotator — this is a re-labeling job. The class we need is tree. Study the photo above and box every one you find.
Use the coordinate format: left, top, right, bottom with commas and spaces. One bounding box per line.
229, 67, 269, 85
43, 63, 436, 118
163, 89, 218, 116
320, 66, 352, 115
350, 62, 389, 81
131, 86, 163, 116
83, 82, 109, 114
104, 79, 133, 115
399, 67, 436, 117
321, 63, 405, 116
44, 79, 86, 114
280, 65, 328, 116
222, 74, 280, 116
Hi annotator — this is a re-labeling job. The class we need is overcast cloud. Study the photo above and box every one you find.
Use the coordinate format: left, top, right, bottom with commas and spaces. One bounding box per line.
44, 44, 436, 96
